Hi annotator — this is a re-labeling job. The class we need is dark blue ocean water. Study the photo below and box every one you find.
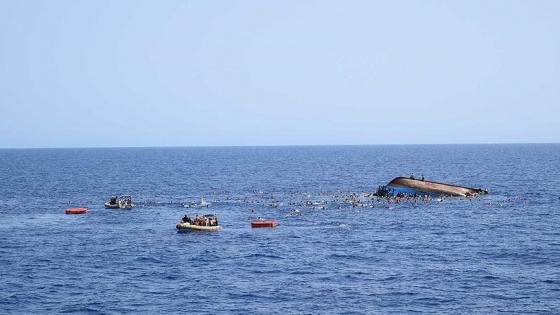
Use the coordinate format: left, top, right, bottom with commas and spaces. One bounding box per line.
1, 144, 559, 314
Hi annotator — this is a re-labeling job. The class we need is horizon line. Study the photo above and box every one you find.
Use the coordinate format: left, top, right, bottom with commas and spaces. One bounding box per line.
1, 142, 558, 150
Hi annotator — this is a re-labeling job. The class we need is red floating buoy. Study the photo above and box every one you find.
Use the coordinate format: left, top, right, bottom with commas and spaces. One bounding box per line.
251, 221, 277, 228
65, 208, 88, 214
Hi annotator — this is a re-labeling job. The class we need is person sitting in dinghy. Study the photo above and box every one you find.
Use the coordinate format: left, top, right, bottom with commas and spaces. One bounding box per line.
181, 215, 193, 224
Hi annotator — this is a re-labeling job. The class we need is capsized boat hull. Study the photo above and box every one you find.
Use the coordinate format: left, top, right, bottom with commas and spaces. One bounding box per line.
385, 177, 487, 197
176, 222, 221, 232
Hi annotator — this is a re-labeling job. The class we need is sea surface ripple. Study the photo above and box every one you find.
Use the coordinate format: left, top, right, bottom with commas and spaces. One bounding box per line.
1, 144, 559, 314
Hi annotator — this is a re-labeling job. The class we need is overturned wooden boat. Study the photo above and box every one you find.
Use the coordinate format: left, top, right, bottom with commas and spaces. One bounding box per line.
380, 176, 488, 197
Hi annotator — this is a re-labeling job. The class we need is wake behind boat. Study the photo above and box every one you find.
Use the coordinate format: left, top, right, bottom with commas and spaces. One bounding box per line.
176, 213, 221, 232
376, 176, 488, 197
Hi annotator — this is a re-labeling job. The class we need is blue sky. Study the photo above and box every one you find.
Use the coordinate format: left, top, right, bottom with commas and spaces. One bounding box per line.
1, 0, 558, 148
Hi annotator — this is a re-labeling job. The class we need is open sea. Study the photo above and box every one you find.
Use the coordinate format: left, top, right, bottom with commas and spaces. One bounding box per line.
1, 144, 559, 314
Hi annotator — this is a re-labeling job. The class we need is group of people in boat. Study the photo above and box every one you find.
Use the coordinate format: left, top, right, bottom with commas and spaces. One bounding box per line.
108, 196, 118, 205
108, 196, 132, 205
106, 195, 133, 208
181, 214, 219, 226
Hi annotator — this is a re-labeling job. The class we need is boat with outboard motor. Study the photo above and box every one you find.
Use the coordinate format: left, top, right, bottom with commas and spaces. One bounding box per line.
105, 195, 134, 209
176, 213, 221, 232
376, 176, 488, 197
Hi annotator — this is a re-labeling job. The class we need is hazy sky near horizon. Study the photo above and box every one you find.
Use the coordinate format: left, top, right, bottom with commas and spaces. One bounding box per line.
1, 0, 559, 148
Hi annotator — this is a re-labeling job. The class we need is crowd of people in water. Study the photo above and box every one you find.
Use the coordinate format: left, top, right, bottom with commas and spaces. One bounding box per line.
180, 214, 219, 226
173, 186, 519, 225
153, 183, 536, 228
140, 177, 505, 227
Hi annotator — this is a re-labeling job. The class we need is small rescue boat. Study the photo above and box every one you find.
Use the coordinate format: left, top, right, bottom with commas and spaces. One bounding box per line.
251, 221, 277, 228
66, 208, 88, 214
104, 195, 134, 209
176, 223, 222, 232
176, 213, 221, 232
